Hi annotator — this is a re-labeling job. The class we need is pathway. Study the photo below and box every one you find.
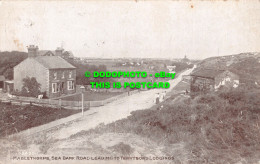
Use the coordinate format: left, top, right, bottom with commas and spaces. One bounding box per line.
36, 67, 195, 140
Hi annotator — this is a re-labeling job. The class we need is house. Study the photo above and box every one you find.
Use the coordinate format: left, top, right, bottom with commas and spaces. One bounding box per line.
32, 47, 74, 60
190, 69, 239, 92
13, 45, 76, 98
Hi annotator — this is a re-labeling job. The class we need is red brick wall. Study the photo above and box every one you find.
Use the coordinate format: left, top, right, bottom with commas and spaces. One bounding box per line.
48, 69, 76, 98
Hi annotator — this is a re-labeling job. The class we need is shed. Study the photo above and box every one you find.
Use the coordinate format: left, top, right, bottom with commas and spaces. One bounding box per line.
190, 69, 239, 92
4, 80, 14, 93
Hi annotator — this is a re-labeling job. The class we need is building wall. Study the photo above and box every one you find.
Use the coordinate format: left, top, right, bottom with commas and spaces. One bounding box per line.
14, 58, 49, 93
48, 69, 76, 98
215, 71, 239, 89
182, 75, 191, 83
190, 76, 215, 92
190, 71, 239, 92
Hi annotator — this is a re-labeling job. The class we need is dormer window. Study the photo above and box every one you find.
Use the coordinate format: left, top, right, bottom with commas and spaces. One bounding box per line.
62, 71, 65, 79
54, 72, 57, 79
69, 71, 72, 78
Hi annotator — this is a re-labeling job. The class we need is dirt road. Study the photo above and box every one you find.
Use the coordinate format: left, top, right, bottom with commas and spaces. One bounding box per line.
41, 67, 195, 140
0, 67, 195, 164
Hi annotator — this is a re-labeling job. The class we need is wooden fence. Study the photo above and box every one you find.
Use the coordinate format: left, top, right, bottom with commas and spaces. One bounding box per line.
1, 90, 139, 109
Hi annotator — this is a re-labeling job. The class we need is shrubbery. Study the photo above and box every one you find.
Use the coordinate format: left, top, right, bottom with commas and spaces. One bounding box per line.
108, 142, 134, 155
73, 86, 260, 163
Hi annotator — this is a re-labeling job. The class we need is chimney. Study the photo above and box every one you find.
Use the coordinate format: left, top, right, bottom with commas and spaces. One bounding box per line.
55, 47, 64, 56
27, 45, 38, 58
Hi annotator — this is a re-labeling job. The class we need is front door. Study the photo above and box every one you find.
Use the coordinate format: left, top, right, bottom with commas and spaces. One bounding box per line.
7, 85, 10, 93
61, 82, 65, 93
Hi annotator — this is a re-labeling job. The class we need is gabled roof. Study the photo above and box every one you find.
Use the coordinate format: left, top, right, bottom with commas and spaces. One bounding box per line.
37, 50, 55, 56
190, 69, 225, 79
34, 56, 75, 69
62, 51, 74, 57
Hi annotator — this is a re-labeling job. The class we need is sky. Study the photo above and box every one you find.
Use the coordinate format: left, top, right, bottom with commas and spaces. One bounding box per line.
0, 0, 260, 59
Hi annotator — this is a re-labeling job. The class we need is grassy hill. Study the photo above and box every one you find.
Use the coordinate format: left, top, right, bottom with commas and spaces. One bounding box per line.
198, 52, 260, 68
196, 52, 260, 85
66, 87, 260, 163
56, 53, 260, 163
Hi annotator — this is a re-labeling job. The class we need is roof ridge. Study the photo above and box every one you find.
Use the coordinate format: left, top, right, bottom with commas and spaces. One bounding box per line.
34, 56, 75, 69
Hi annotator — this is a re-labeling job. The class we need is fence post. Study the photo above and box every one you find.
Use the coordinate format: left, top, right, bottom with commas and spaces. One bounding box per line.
59, 99, 61, 109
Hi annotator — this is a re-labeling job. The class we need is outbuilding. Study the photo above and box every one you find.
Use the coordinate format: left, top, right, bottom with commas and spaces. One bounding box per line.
190, 69, 239, 92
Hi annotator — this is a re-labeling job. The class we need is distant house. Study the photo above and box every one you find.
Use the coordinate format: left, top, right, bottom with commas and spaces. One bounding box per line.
149, 65, 154, 69
61, 51, 74, 59
167, 65, 176, 73
13, 45, 76, 98
190, 69, 239, 92
38, 50, 55, 56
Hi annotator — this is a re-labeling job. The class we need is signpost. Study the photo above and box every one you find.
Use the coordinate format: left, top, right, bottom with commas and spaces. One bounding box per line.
80, 85, 85, 116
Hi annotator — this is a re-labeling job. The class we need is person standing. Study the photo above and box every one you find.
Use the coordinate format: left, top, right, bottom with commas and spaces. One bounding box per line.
155, 93, 160, 104
162, 91, 166, 100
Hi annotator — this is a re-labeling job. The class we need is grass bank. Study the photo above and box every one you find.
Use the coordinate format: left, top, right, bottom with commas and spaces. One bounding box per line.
0, 103, 79, 137
70, 87, 260, 163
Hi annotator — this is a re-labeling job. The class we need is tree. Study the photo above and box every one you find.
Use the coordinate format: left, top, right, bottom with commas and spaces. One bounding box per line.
3, 67, 13, 80
21, 77, 41, 97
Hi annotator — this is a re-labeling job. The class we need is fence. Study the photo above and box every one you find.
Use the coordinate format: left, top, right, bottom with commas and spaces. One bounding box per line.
1, 90, 139, 110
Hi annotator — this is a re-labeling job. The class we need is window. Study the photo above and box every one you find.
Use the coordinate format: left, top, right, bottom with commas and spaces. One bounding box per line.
67, 81, 74, 90
53, 72, 57, 79
69, 71, 72, 78
52, 83, 58, 93
57, 83, 61, 92
62, 71, 65, 79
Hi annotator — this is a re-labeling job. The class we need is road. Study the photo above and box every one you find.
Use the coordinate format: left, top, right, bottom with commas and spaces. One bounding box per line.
41, 67, 195, 140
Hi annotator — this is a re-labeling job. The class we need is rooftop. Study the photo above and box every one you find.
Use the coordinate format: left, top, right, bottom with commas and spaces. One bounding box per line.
190, 69, 226, 79
34, 56, 75, 69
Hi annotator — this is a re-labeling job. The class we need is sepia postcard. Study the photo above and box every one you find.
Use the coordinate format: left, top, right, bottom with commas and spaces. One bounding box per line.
0, 0, 260, 164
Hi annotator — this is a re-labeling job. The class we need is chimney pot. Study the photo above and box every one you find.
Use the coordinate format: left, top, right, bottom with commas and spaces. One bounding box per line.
27, 45, 38, 58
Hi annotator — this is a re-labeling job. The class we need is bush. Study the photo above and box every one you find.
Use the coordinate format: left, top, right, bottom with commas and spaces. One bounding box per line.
21, 77, 41, 97
195, 94, 218, 104
109, 142, 134, 155
71, 87, 260, 163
